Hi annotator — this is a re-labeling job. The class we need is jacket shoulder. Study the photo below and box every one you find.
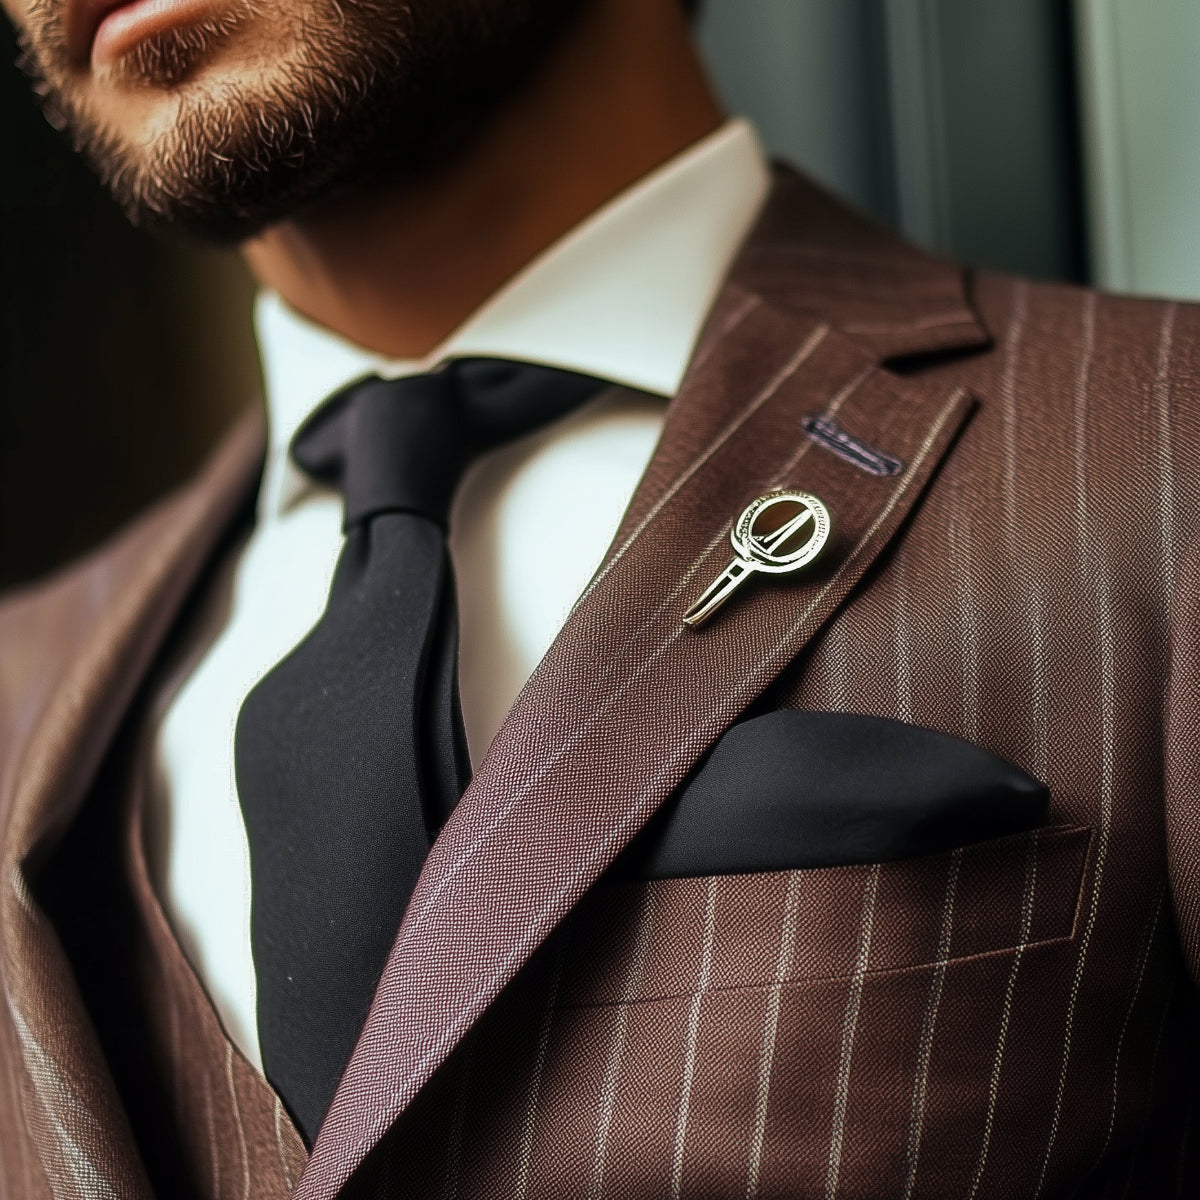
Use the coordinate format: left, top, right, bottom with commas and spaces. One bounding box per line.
969, 269, 1200, 394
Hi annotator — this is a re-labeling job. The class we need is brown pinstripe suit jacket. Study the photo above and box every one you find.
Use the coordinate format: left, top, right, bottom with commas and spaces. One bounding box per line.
2, 167, 1200, 1199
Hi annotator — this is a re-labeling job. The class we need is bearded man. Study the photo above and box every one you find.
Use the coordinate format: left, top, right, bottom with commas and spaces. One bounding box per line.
1, 0, 1198, 1196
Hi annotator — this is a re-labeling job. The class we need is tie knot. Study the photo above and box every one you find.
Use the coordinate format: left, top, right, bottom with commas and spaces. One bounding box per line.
289, 359, 606, 527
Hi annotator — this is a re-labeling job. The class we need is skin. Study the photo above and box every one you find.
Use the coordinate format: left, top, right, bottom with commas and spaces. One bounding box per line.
243, 0, 722, 358
3, 0, 724, 358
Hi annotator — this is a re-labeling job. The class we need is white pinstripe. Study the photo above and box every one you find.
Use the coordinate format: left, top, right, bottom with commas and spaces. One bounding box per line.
0, 990, 37, 1200
891, 552, 914, 721
602, 355, 867, 658
824, 618, 853, 713
8, 999, 120, 1200
669, 877, 721, 1199
573, 323, 830, 611
552, 344, 841, 700
999, 280, 1050, 776
1120, 973, 1177, 1200
824, 865, 882, 1200
843, 311, 975, 334
1034, 291, 1114, 1200
0, 1045, 10, 1200
1000, 281, 1029, 540
204, 1070, 220, 1198
947, 480, 982, 742
1096, 887, 1165, 1168
513, 941, 568, 1200
900, 849, 962, 1200
586, 888, 658, 1200
744, 871, 805, 1200
757, 363, 870, 526
966, 831, 1041, 1199
685, 293, 763, 377
166, 983, 183, 1133
823, 365, 876, 416
712, 360, 876, 700
566, 299, 772, 674
379, 385, 971, 1111
274, 1097, 295, 1192
224, 1045, 250, 1200
7, 866, 37, 921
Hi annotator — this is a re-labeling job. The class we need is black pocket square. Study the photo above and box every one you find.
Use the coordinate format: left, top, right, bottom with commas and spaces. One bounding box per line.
619, 711, 1049, 880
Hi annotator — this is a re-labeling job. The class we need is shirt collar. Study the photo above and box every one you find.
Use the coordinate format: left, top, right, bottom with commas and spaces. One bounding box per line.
254, 118, 769, 515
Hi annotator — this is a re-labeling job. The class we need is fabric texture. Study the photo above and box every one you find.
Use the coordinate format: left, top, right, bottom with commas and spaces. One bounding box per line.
235, 363, 606, 1142
1, 165, 1200, 1199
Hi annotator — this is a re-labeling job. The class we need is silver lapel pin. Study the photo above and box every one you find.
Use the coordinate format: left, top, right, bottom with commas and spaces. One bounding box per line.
682, 490, 832, 628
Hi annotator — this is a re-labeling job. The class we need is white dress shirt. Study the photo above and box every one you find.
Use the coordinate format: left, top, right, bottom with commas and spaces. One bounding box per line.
146, 119, 769, 1070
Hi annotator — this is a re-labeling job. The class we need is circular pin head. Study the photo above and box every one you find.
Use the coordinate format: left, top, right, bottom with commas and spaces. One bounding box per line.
732, 490, 832, 574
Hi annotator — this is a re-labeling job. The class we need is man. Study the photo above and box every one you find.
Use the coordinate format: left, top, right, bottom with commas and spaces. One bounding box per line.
1, 0, 1198, 1195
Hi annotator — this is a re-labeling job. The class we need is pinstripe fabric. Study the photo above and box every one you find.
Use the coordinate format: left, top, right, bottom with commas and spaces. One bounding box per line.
781, 273, 1200, 1197
2, 168, 1200, 1197
302, 315, 975, 1198
899, 848, 961, 1200
0, 416, 267, 1200
742, 871, 800, 1200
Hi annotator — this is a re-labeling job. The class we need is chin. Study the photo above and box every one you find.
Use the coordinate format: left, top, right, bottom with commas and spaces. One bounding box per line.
22, 0, 591, 239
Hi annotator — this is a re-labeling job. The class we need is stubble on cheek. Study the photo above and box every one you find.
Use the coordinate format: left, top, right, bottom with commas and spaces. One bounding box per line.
10, 0, 287, 204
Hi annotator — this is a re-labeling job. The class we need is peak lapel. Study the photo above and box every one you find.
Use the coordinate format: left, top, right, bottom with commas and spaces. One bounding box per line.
299, 171, 988, 1193
737, 163, 991, 361
614, 163, 990, 538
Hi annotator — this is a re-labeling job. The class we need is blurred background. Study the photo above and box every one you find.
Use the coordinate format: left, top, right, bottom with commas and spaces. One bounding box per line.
2, 0, 1197, 588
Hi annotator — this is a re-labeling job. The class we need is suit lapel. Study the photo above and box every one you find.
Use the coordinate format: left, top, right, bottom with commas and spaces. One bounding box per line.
1, 414, 263, 867
299, 171, 989, 1195
0, 414, 263, 1196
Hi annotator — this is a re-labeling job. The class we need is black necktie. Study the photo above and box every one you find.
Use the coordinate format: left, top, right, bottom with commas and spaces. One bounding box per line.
233, 359, 606, 1143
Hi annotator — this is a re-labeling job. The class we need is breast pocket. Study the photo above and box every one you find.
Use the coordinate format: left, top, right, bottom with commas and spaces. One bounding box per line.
562, 824, 1089, 1006
535, 824, 1091, 1199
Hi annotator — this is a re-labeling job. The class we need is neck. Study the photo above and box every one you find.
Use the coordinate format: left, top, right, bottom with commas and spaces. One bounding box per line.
241, 0, 723, 360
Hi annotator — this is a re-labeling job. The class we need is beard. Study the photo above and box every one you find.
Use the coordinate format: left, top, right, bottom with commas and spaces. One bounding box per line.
15, 0, 589, 241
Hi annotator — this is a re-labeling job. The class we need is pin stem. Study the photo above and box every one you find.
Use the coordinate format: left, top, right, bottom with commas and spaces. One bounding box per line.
681, 559, 755, 628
